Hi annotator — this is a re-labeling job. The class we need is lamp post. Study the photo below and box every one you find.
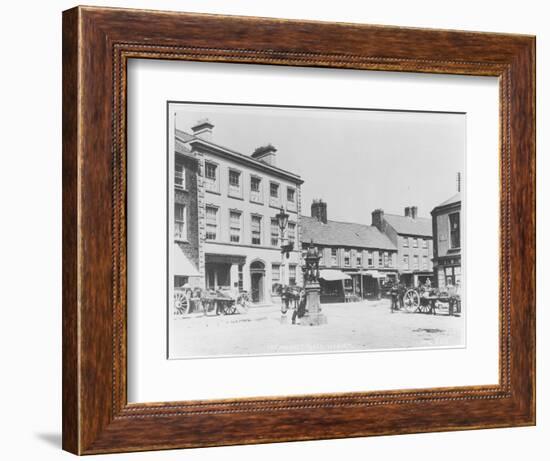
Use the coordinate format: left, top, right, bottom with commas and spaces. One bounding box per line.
276, 206, 293, 261
275, 207, 293, 320
276, 206, 293, 284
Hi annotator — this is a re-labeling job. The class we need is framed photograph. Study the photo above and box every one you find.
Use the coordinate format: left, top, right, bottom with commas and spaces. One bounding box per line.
62, 6, 535, 455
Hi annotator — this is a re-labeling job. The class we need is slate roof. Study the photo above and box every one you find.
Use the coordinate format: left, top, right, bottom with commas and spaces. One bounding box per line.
175, 138, 192, 155
175, 129, 195, 143
383, 214, 432, 237
301, 216, 396, 251
434, 192, 462, 209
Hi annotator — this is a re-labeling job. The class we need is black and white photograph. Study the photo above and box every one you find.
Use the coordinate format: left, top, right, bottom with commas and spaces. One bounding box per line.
168, 102, 465, 359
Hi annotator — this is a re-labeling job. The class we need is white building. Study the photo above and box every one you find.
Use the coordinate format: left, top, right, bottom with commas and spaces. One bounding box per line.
176, 120, 304, 305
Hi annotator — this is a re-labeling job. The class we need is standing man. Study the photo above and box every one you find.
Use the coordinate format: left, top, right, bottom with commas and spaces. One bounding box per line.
390, 282, 399, 313
292, 288, 307, 324
398, 280, 406, 310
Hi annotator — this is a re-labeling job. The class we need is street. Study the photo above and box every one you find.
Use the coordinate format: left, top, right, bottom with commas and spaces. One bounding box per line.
171, 298, 465, 358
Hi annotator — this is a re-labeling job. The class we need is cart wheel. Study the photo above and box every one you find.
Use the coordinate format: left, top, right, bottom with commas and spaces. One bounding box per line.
174, 292, 187, 315
237, 293, 250, 313
418, 299, 433, 314
224, 302, 237, 315
403, 289, 420, 312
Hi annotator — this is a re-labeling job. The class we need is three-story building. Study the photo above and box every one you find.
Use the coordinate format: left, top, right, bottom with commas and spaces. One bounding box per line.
175, 120, 303, 305
371, 207, 434, 287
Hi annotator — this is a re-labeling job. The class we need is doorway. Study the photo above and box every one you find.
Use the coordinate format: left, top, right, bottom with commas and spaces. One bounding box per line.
250, 260, 265, 303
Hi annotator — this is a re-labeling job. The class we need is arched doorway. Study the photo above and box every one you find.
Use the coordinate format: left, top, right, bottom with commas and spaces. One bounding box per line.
250, 260, 266, 304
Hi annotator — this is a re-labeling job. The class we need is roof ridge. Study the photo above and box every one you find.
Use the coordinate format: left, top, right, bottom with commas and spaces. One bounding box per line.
433, 192, 462, 209
384, 213, 431, 221
175, 128, 302, 181
301, 215, 377, 228
301, 216, 397, 250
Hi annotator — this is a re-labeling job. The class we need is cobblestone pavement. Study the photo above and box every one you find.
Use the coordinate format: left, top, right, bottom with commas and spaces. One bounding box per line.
171, 298, 465, 358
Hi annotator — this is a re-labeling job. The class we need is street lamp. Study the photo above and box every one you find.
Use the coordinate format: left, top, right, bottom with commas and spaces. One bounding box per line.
275, 206, 293, 258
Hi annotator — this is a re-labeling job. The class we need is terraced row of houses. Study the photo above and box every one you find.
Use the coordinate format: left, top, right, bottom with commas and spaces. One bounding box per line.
172, 119, 461, 305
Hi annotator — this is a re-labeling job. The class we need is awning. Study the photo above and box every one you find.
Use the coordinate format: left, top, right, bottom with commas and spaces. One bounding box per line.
173, 244, 201, 277
364, 270, 383, 278
319, 269, 351, 281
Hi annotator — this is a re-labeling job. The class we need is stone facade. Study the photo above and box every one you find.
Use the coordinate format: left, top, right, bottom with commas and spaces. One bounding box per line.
174, 151, 202, 287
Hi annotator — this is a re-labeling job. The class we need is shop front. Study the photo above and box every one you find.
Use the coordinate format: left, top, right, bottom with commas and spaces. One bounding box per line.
400, 271, 434, 288
204, 253, 245, 290
318, 269, 350, 304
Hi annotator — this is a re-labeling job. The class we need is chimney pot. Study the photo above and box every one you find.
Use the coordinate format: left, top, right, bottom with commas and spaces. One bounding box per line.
372, 209, 384, 230
311, 199, 328, 224
251, 144, 277, 166
191, 119, 214, 141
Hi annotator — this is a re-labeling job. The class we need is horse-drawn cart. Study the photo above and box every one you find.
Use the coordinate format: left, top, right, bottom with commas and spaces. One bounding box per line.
173, 287, 251, 316
402, 287, 461, 316
201, 289, 251, 316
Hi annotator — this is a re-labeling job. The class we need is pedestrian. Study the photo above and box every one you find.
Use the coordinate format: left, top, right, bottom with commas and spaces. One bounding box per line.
398, 282, 406, 310
280, 285, 290, 314
390, 283, 399, 313
292, 288, 307, 324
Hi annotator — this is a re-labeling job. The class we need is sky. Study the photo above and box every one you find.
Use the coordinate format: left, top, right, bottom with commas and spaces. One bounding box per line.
174, 103, 464, 226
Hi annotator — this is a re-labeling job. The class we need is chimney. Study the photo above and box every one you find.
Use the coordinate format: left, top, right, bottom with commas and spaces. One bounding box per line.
404, 206, 411, 217
251, 144, 277, 166
311, 199, 328, 224
372, 209, 384, 231
191, 119, 214, 141
410, 206, 418, 219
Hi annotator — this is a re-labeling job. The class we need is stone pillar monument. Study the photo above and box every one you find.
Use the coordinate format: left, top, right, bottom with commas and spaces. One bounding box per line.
301, 241, 327, 326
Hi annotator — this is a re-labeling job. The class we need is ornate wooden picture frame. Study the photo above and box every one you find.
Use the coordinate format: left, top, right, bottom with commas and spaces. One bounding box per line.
62, 6, 535, 455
